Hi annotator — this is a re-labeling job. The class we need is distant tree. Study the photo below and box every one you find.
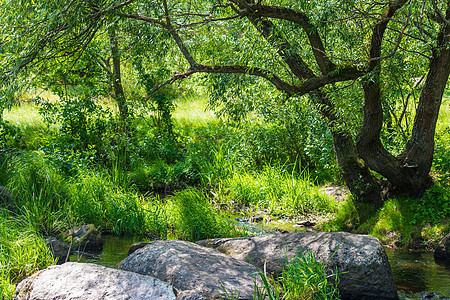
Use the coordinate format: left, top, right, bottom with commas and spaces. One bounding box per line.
1, 0, 449, 206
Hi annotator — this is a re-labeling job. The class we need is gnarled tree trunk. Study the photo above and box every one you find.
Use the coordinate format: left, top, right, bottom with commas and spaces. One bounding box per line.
357, 4, 450, 198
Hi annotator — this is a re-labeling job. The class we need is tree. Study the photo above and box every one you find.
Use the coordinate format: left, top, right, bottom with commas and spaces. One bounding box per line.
1, 0, 449, 206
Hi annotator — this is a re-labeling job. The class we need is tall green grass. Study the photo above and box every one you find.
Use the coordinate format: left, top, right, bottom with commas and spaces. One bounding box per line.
69, 171, 149, 235
202, 148, 336, 218
165, 188, 245, 241
280, 251, 340, 300
7, 151, 68, 235
0, 213, 53, 300
220, 251, 340, 300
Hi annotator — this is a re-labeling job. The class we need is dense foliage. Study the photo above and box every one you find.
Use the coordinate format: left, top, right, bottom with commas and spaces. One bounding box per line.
0, 0, 449, 299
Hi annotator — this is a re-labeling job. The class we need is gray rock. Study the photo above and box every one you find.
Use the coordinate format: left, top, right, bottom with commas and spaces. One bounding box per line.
128, 242, 152, 256
62, 224, 103, 252
434, 233, 450, 261
14, 262, 176, 300
197, 231, 398, 300
175, 290, 207, 300
119, 240, 262, 299
45, 237, 70, 264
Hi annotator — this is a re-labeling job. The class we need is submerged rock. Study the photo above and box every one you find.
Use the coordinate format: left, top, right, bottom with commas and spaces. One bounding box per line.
119, 240, 262, 299
128, 242, 152, 256
197, 231, 398, 300
45, 237, 70, 264
14, 262, 176, 300
434, 233, 450, 261
62, 224, 104, 252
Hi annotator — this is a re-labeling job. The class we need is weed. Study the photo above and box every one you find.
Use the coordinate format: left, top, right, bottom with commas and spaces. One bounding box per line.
219, 252, 340, 300
281, 251, 340, 300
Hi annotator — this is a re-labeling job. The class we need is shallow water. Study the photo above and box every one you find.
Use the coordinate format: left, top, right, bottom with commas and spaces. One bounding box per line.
73, 235, 450, 299
385, 248, 450, 299
69, 235, 139, 268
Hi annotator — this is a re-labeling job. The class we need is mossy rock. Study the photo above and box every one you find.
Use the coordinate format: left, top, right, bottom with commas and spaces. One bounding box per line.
60, 224, 103, 252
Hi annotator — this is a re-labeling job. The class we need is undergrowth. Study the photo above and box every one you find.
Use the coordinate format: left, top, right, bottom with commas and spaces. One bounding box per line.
322, 183, 450, 247
0, 212, 53, 300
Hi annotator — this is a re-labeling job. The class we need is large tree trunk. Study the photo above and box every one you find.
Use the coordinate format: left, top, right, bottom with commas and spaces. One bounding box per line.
331, 131, 382, 206
397, 9, 450, 195
310, 91, 383, 206
357, 5, 450, 198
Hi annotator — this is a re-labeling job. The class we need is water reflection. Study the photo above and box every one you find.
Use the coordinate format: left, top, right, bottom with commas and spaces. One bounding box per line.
385, 248, 450, 299
69, 235, 140, 268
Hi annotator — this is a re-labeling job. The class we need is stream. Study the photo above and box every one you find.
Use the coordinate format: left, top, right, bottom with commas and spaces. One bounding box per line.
71, 235, 450, 299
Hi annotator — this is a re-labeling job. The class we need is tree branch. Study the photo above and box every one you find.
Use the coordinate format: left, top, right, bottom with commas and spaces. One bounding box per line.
238, 3, 336, 74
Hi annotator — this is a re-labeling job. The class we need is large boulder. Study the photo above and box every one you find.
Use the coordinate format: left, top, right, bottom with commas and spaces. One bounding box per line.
434, 233, 450, 261
14, 262, 176, 300
119, 240, 262, 299
197, 232, 398, 300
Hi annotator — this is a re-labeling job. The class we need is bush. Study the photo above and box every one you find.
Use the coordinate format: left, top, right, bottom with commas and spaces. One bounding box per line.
410, 183, 450, 226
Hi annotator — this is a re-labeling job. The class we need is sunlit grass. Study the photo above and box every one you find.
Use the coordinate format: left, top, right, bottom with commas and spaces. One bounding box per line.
173, 94, 217, 127
0, 213, 54, 300
3, 102, 56, 149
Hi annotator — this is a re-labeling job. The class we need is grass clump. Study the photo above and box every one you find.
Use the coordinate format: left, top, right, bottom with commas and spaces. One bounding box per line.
69, 171, 149, 235
0, 213, 53, 300
280, 251, 340, 300
221, 251, 340, 300
6, 151, 69, 235
165, 188, 245, 241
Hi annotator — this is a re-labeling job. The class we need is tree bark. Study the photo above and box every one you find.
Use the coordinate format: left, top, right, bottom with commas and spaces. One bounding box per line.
357, 3, 450, 197
108, 24, 129, 126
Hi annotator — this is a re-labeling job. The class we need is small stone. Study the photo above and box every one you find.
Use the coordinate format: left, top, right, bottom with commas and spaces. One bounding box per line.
45, 237, 70, 264
63, 224, 103, 252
